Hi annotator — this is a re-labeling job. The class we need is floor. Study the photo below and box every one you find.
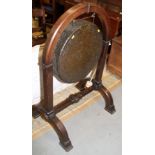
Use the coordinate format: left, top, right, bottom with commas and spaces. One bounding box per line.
32, 85, 122, 155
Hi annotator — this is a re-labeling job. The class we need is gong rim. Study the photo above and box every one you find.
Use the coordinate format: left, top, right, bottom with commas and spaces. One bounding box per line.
53, 19, 103, 83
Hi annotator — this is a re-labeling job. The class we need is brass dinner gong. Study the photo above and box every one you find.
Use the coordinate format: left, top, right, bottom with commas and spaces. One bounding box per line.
53, 19, 103, 83
32, 3, 116, 152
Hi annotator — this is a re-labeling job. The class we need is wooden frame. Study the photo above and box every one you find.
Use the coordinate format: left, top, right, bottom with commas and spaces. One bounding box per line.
32, 3, 116, 151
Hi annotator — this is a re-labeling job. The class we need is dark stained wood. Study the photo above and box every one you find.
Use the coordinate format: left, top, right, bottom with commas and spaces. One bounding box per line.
47, 116, 73, 151
32, 2, 116, 151
54, 86, 94, 113
99, 0, 122, 6
98, 85, 115, 114
107, 35, 122, 77
95, 42, 109, 81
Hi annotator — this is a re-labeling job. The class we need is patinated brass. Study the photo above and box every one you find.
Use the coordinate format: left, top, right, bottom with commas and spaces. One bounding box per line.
53, 19, 103, 83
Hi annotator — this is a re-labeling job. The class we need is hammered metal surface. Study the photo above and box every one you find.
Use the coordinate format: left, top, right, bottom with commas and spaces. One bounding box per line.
53, 19, 103, 83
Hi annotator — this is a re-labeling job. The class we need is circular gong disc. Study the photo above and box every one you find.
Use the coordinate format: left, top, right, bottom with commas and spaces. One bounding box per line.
53, 19, 103, 83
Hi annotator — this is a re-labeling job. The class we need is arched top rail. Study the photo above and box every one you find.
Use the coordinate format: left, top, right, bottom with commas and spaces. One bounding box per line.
43, 3, 112, 65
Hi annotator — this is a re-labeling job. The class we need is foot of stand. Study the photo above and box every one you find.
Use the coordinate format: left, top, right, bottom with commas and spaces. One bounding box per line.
104, 104, 116, 114
32, 103, 73, 151
59, 140, 73, 152
99, 85, 116, 114
44, 113, 73, 152
92, 80, 116, 114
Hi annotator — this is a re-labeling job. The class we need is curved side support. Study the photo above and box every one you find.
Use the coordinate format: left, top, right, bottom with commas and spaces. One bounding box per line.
47, 116, 73, 152
98, 85, 116, 114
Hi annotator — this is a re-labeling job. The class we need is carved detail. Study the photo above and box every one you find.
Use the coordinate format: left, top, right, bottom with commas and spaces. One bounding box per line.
68, 94, 83, 103
92, 79, 102, 90
44, 110, 55, 120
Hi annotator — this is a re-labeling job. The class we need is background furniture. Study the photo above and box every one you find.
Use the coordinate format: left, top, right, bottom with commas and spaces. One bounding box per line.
32, 0, 58, 25
98, 0, 122, 36
62, 0, 122, 37
64, 0, 97, 10
107, 35, 122, 77
32, 8, 47, 46
98, 0, 122, 77
40, 0, 57, 24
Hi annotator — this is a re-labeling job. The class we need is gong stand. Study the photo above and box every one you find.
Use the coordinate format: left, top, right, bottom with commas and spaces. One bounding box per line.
32, 3, 116, 152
